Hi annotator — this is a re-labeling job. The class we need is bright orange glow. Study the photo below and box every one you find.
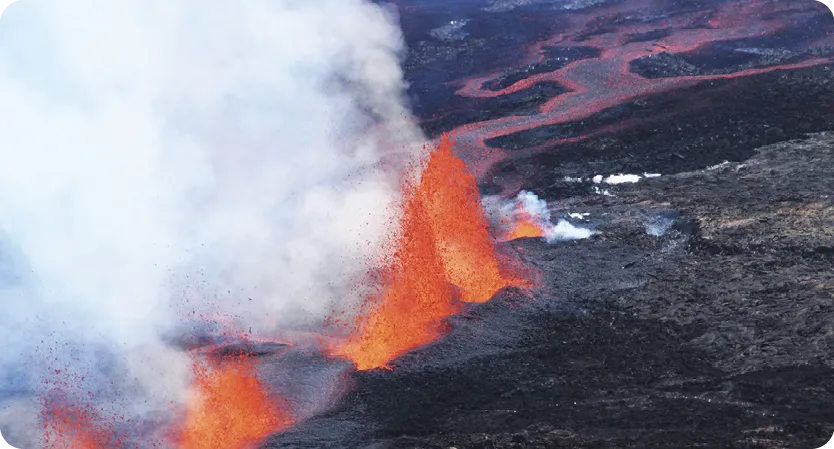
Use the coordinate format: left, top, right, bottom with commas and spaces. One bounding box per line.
175, 354, 293, 449
506, 212, 545, 240
420, 134, 517, 303
334, 134, 530, 370
42, 402, 120, 449
334, 180, 457, 370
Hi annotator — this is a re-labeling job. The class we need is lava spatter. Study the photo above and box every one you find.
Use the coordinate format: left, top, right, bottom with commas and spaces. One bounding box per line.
505, 212, 545, 240
41, 397, 122, 449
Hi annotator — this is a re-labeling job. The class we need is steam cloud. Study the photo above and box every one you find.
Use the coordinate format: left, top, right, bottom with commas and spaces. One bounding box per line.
513, 191, 593, 242
0, 0, 423, 444
484, 191, 594, 242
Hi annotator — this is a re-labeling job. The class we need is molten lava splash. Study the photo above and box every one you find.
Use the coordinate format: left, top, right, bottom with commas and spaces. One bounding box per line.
175, 353, 293, 449
420, 134, 519, 303
335, 180, 457, 370
42, 401, 121, 449
506, 212, 545, 240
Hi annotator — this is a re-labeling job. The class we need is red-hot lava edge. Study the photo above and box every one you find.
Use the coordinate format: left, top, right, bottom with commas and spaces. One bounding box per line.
38, 135, 538, 448
444, 0, 834, 185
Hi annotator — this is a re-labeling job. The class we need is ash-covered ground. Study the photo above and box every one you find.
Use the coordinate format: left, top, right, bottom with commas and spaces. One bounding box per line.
260, 0, 834, 447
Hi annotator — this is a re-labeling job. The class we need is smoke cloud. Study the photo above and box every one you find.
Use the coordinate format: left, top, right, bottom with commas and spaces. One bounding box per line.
0, 0, 423, 444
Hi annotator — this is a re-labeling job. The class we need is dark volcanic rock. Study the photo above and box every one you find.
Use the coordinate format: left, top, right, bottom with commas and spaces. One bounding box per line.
484, 46, 601, 91
480, 65, 834, 198
210, 341, 288, 358
629, 48, 814, 79
264, 133, 834, 448
420, 81, 569, 137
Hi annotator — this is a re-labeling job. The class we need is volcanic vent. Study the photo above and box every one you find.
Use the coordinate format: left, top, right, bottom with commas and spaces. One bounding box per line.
33, 133, 541, 449
0, 0, 547, 447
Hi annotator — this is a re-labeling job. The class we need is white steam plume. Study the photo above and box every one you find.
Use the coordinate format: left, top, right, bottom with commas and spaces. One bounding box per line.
513, 191, 594, 242
485, 191, 594, 242
0, 0, 422, 444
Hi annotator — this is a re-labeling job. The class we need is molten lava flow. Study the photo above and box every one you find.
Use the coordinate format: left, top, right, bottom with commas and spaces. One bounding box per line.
506, 212, 545, 240
42, 401, 121, 449
335, 180, 457, 370
419, 134, 519, 303
175, 354, 293, 449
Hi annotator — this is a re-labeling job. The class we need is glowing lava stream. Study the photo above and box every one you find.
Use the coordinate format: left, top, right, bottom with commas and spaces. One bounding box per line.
334, 134, 531, 371
446, 0, 834, 184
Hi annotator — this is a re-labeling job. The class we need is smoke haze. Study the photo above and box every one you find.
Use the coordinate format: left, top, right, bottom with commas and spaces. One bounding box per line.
0, 0, 423, 444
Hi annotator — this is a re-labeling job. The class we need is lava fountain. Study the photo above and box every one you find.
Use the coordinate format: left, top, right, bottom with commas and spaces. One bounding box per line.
421, 134, 523, 303
173, 353, 293, 449
333, 167, 457, 371
335, 134, 529, 370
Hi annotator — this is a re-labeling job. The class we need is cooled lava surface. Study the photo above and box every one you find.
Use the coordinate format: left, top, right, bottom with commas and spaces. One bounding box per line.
258, 0, 834, 447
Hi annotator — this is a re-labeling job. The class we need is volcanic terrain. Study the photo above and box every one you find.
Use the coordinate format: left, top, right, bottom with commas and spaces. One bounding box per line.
5, 0, 834, 447
260, 0, 834, 447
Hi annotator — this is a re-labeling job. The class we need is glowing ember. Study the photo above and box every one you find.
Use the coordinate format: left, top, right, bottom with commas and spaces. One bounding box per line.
175, 354, 293, 449
420, 134, 518, 303
42, 402, 121, 449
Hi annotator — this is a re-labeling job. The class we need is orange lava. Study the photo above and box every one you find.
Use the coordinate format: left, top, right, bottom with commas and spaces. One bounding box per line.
175, 354, 293, 449
335, 178, 457, 370
335, 134, 528, 370
506, 213, 545, 240
42, 403, 121, 449
420, 134, 517, 303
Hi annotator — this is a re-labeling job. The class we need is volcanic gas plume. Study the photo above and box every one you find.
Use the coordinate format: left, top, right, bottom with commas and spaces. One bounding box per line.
0, 0, 428, 447
36, 134, 537, 446
491, 191, 593, 243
